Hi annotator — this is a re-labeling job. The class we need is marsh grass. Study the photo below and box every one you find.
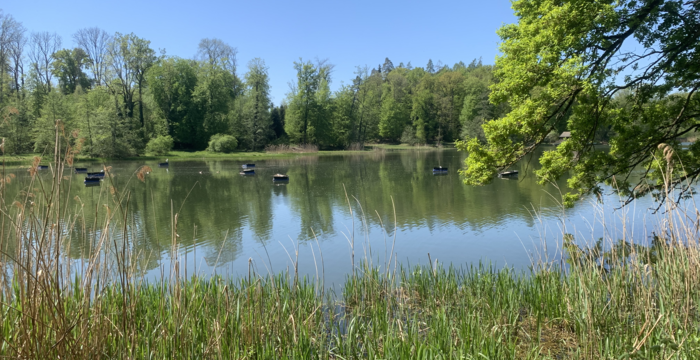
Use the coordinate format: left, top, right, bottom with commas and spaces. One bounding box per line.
2, 131, 700, 358
264, 144, 319, 154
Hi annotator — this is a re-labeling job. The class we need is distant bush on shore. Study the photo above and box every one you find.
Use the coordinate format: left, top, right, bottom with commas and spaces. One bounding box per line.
145, 135, 174, 155
207, 134, 238, 153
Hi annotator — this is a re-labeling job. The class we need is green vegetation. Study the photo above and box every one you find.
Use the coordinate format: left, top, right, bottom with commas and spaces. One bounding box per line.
144, 134, 173, 155
2, 1, 700, 358
2, 149, 700, 358
459, 0, 700, 206
0, 10, 500, 159
207, 133, 239, 153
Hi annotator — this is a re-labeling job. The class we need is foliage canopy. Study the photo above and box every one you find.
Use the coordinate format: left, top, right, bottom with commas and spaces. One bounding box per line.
458, 0, 700, 206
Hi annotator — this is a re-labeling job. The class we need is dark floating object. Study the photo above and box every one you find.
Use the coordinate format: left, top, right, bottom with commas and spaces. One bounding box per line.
84, 178, 101, 185
432, 166, 448, 173
37, 165, 49, 170
242, 164, 255, 168
86, 171, 105, 179
498, 170, 519, 178
74, 167, 88, 173
240, 169, 255, 176
273, 173, 289, 182
158, 158, 169, 167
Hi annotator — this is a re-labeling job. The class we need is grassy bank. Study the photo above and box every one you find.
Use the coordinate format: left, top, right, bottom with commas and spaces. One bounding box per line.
1, 146, 700, 359
0, 143, 449, 166
3, 246, 700, 359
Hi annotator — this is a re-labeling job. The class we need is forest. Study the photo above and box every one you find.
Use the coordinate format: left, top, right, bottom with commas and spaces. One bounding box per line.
0, 9, 512, 158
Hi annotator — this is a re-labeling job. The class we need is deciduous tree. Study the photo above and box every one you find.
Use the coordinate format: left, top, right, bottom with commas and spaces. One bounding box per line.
458, 0, 700, 206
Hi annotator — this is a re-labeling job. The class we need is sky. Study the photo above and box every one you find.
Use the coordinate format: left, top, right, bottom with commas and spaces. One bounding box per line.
3, 0, 517, 105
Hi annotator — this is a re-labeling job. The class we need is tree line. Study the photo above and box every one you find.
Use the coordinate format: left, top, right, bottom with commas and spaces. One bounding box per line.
0, 9, 504, 157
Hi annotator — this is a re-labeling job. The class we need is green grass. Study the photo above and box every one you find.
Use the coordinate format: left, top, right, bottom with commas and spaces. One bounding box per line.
3, 255, 700, 359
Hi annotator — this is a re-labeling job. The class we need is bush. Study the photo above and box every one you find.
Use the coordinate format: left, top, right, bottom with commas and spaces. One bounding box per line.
145, 135, 174, 155
400, 126, 421, 146
207, 134, 238, 153
545, 130, 560, 144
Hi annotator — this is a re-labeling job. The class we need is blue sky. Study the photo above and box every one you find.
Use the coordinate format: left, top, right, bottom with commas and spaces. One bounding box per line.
3, 0, 516, 105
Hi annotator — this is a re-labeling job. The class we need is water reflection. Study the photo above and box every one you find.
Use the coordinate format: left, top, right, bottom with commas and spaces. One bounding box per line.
4, 148, 600, 282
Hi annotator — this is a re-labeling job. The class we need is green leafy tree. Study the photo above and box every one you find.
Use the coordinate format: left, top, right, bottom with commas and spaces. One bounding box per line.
270, 104, 286, 140
106, 32, 155, 127
313, 65, 334, 147
434, 70, 466, 143
147, 57, 199, 148
33, 90, 75, 153
285, 59, 334, 145
90, 106, 138, 158
0, 98, 33, 154
75, 86, 111, 156
382, 57, 394, 77
378, 69, 411, 141
241, 58, 272, 150
51, 48, 91, 94
411, 75, 436, 144
426, 59, 435, 74
458, 0, 700, 206
328, 85, 355, 147
192, 62, 235, 148
459, 66, 497, 142
352, 66, 382, 145
285, 59, 317, 144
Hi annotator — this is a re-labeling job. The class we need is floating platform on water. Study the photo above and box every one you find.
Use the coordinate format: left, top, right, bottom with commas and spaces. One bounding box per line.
37, 165, 49, 170
240, 169, 255, 176
74, 167, 88, 173
158, 162, 169, 167
84, 178, 101, 185
242, 164, 255, 168
498, 170, 519, 178
432, 166, 448, 173
86, 171, 105, 179
273, 174, 289, 182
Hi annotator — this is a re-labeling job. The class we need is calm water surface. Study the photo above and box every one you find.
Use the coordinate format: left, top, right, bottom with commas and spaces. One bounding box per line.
4, 148, 661, 285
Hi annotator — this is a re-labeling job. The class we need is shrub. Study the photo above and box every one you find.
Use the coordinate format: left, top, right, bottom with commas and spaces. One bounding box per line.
145, 135, 174, 155
545, 130, 560, 144
400, 126, 420, 146
207, 134, 238, 153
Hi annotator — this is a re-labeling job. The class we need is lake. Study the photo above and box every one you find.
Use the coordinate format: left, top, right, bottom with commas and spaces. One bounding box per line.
2, 148, 662, 286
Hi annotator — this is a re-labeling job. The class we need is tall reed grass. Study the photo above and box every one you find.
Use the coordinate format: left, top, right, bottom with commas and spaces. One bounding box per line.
1, 132, 700, 358
264, 144, 319, 154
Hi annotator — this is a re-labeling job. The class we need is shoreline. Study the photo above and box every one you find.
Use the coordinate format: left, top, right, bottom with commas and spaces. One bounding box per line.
0, 143, 451, 166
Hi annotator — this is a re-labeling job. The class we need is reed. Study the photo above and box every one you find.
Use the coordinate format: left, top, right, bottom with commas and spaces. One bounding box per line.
264, 144, 319, 154
346, 143, 365, 151
1, 131, 700, 358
